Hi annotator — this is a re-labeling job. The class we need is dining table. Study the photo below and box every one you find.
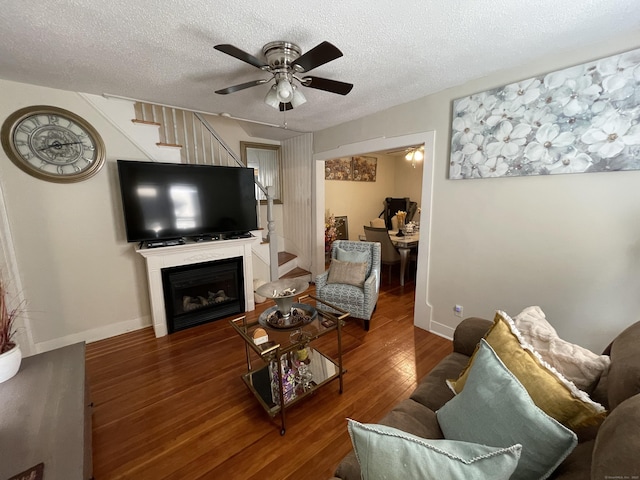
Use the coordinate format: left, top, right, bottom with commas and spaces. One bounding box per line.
389, 230, 419, 286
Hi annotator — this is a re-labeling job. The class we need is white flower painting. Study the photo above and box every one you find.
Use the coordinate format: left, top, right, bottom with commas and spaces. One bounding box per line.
449, 48, 640, 179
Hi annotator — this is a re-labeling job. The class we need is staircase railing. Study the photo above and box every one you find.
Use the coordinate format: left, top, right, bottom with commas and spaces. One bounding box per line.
134, 102, 279, 281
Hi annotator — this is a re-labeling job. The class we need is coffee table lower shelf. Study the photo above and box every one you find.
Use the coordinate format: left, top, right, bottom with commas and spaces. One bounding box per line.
241, 348, 341, 433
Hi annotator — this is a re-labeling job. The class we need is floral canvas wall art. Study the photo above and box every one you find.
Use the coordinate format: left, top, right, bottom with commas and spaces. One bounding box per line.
325, 157, 353, 180
325, 156, 377, 181
449, 47, 640, 179
351, 156, 377, 181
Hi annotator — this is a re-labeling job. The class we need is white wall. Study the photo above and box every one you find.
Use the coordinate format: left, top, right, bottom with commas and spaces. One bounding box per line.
0, 79, 152, 352
0, 80, 284, 353
314, 31, 640, 352
281, 133, 313, 270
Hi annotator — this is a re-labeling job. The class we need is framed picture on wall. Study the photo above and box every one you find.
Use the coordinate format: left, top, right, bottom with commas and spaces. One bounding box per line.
325, 156, 378, 181
352, 156, 377, 182
325, 157, 353, 180
335, 216, 348, 240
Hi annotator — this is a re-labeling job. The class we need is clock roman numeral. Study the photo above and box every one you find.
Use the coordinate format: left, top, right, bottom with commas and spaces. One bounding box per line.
17, 124, 34, 134
55, 164, 82, 175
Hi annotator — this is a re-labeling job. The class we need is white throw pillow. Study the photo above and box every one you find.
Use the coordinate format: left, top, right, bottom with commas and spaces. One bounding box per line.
513, 306, 610, 391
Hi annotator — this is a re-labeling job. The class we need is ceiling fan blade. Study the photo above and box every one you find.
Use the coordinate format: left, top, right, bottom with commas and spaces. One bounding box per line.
279, 102, 293, 112
215, 79, 268, 95
292, 41, 343, 73
214, 44, 268, 69
302, 76, 353, 95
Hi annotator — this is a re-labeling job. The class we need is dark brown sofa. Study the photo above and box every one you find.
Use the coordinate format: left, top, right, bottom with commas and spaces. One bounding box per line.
331, 317, 640, 479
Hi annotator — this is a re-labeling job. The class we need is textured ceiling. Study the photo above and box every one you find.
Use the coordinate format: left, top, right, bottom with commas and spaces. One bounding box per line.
1, 1, 639, 138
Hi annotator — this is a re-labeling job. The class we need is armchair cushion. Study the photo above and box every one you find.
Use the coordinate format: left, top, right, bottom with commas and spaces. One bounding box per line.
328, 259, 367, 288
591, 393, 640, 478
606, 320, 640, 409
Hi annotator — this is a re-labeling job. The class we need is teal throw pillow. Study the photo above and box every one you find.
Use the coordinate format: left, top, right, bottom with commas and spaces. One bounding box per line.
347, 419, 521, 480
437, 339, 578, 480
336, 247, 369, 266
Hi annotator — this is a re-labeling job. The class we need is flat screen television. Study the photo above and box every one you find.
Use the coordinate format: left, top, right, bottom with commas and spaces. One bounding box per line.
117, 160, 258, 243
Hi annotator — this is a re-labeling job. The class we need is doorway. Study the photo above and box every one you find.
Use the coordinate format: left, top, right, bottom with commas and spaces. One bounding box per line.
324, 145, 424, 242
313, 131, 435, 331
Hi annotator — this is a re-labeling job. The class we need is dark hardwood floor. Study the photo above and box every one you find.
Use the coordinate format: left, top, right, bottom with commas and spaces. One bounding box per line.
86, 271, 452, 479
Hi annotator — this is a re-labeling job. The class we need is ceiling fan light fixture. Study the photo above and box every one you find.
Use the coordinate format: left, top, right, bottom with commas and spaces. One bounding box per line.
405, 147, 424, 168
264, 84, 280, 109
276, 78, 294, 102
214, 40, 353, 112
291, 86, 307, 108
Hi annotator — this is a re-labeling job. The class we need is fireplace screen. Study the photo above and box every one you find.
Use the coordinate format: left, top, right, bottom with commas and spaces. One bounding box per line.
161, 257, 244, 333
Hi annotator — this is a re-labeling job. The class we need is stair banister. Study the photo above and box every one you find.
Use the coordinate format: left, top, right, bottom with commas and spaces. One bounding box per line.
265, 186, 278, 281
194, 113, 279, 281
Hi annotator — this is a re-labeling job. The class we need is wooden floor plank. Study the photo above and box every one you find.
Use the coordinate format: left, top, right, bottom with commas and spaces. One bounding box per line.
86, 275, 452, 479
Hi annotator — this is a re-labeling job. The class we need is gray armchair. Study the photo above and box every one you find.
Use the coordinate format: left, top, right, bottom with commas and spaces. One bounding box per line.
315, 240, 381, 331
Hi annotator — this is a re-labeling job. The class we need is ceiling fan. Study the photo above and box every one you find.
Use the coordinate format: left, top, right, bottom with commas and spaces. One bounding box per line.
385, 145, 425, 167
213, 41, 353, 111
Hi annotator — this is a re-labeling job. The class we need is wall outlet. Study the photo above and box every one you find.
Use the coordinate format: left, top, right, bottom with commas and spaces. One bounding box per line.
454, 304, 463, 318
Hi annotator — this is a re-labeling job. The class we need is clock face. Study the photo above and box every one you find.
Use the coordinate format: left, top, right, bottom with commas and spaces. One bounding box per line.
1, 106, 106, 183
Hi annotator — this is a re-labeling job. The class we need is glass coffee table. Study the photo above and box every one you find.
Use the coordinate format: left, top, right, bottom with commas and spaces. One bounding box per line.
229, 294, 349, 435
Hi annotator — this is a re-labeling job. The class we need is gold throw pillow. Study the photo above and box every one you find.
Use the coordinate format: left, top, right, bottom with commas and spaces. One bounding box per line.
448, 311, 606, 431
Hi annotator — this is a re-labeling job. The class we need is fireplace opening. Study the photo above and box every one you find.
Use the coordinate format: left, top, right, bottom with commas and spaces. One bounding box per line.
161, 257, 244, 333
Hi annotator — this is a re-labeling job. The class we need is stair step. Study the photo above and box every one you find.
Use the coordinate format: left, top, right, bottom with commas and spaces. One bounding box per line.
280, 267, 311, 280
156, 142, 183, 148
278, 251, 296, 267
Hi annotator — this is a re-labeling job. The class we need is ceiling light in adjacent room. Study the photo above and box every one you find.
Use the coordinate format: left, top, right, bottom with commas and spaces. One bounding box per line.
405, 147, 424, 168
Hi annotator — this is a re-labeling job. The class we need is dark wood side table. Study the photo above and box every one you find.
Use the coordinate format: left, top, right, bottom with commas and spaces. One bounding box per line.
0, 342, 92, 479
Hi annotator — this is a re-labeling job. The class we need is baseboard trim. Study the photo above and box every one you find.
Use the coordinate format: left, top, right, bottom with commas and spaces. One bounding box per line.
429, 320, 455, 341
34, 316, 151, 354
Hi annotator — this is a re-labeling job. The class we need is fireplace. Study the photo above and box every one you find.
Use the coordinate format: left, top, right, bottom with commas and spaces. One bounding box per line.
162, 257, 244, 333
136, 237, 256, 338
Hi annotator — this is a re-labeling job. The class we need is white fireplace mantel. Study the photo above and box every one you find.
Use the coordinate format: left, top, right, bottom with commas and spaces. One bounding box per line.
137, 238, 256, 337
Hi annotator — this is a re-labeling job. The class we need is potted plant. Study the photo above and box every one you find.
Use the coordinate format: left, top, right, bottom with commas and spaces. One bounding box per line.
0, 277, 21, 383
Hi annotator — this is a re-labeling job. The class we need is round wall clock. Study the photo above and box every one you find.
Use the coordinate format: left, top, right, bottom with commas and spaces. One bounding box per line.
1, 105, 106, 183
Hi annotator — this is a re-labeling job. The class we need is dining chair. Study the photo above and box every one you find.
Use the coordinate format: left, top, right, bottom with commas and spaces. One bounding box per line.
363, 226, 401, 283
370, 218, 386, 228
381, 197, 410, 230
